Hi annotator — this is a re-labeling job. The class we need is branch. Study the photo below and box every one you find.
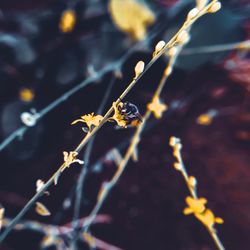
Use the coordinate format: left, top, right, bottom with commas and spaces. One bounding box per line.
81, 0, 221, 233
0, 0, 221, 243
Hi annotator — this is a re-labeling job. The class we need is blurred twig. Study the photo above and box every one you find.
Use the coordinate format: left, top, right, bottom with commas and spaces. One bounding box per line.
71, 74, 116, 249
181, 40, 250, 55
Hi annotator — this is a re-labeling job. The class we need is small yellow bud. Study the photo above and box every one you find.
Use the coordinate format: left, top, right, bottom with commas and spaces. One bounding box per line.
188, 176, 197, 187
174, 162, 182, 171
134, 60, 145, 78
197, 114, 212, 126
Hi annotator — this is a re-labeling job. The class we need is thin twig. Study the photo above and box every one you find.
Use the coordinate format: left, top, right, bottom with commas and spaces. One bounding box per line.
71, 75, 116, 249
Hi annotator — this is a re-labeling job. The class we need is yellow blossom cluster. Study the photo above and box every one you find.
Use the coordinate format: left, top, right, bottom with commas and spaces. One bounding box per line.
147, 96, 167, 119
184, 196, 223, 230
169, 136, 224, 241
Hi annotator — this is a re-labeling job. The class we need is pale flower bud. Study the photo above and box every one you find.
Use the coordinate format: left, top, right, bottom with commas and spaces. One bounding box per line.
154, 40, 166, 55
188, 176, 197, 187
208, 1, 221, 13
187, 8, 199, 21
134, 60, 145, 78
176, 30, 190, 44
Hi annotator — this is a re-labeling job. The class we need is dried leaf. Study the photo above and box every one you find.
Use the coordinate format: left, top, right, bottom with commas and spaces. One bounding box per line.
109, 0, 155, 41
83, 232, 95, 248
40, 235, 55, 248
35, 202, 51, 216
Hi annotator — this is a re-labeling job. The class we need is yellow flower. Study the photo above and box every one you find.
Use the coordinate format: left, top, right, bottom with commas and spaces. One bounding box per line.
147, 96, 167, 119
19, 88, 34, 102
196, 110, 217, 126
62, 151, 83, 172
195, 209, 224, 229
59, 9, 76, 33
197, 114, 213, 126
71, 113, 103, 131
109, 0, 155, 41
183, 196, 207, 215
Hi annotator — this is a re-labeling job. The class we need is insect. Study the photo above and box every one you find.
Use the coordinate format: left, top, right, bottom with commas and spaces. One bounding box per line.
113, 101, 143, 128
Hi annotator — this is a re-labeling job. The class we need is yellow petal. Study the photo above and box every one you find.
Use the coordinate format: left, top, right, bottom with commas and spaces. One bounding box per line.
215, 217, 224, 224
194, 209, 215, 229
71, 119, 85, 125
183, 207, 193, 215
185, 196, 207, 214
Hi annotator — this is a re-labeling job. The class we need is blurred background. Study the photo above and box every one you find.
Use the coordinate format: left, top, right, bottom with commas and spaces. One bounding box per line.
0, 0, 249, 249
